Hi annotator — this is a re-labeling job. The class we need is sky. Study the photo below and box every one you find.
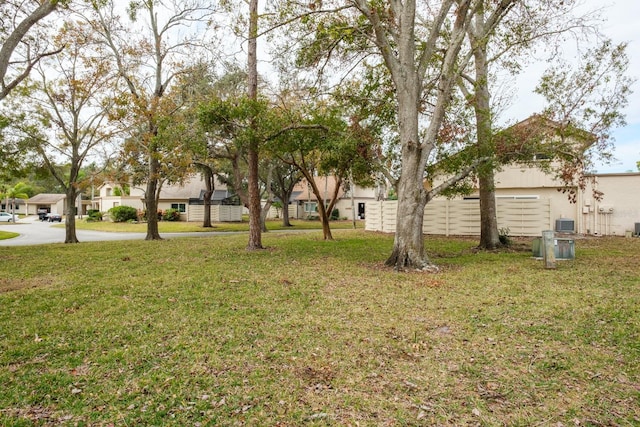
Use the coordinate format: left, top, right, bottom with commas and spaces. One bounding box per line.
503, 0, 640, 174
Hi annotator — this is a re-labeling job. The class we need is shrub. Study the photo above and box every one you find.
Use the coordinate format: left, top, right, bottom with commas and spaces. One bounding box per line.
499, 227, 512, 246
89, 209, 102, 219
162, 208, 181, 221
109, 205, 138, 222
86, 209, 103, 222
330, 209, 340, 220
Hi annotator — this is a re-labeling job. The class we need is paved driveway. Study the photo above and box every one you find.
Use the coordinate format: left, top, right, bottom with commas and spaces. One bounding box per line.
0, 216, 223, 246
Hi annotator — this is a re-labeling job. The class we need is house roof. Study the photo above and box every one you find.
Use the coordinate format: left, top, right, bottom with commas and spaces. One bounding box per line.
1, 198, 26, 205
505, 114, 596, 148
289, 191, 304, 202
27, 194, 66, 204
195, 189, 237, 202
158, 177, 205, 199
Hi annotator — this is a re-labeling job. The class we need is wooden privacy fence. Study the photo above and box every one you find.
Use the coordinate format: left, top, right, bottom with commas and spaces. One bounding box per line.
365, 199, 551, 236
187, 205, 243, 222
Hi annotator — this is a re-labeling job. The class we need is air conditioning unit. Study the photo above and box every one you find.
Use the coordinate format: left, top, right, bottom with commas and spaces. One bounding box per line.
555, 218, 575, 233
635, 222, 640, 237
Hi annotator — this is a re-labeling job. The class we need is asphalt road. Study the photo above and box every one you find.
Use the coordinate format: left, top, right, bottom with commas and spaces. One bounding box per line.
0, 216, 224, 246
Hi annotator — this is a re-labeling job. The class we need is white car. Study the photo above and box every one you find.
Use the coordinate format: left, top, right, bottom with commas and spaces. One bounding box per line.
0, 212, 17, 222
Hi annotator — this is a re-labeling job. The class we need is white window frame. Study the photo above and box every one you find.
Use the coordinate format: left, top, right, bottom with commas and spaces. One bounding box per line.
304, 201, 317, 213
171, 203, 186, 213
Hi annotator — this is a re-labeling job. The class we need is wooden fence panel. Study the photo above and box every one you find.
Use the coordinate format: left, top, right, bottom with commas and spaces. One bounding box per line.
187, 205, 243, 223
366, 198, 551, 236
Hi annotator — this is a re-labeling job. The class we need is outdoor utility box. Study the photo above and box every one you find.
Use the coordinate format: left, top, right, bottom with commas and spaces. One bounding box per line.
555, 218, 575, 233
532, 237, 575, 260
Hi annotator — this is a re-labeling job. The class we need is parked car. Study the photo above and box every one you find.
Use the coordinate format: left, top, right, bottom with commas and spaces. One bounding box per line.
37, 208, 49, 221
45, 213, 62, 222
0, 212, 16, 222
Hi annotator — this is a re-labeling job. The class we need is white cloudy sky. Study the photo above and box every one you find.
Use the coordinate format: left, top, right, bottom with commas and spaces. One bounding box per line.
502, 0, 640, 173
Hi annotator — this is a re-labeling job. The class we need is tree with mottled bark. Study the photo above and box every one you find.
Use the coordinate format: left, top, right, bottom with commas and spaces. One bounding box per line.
284, 0, 518, 269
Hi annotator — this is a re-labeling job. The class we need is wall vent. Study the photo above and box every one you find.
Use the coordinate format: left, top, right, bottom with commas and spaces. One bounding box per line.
555, 218, 575, 233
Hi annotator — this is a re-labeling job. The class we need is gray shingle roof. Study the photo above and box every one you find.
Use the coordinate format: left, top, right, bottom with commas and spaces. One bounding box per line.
27, 194, 66, 204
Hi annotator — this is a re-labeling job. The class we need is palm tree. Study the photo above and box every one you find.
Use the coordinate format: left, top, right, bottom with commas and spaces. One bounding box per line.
4, 182, 31, 220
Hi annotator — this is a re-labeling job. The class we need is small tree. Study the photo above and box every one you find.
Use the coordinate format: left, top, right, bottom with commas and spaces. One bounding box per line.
2, 182, 31, 220
85, 0, 216, 241
534, 40, 633, 198
8, 19, 120, 243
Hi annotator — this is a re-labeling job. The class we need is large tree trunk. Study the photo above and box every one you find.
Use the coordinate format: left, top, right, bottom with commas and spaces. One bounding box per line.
472, 25, 501, 250
145, 155, 162, 240
246, 0, 263, 250
64, 187, 79, 243
200, 166, 214, 228
385, 153, 433, 270
247, 148, 263, 248
478, 171, 500, 249
385, 82, 435, 270
281, 194, 292, 227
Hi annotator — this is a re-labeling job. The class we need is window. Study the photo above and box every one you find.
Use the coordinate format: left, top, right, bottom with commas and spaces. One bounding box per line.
304, 202, 317, 213
171, 203, 186, 213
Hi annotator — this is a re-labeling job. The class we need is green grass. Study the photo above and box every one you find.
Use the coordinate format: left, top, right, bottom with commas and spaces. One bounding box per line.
71, 218, 362, 233
0, 230, 19, 240
0, 233, 638, 425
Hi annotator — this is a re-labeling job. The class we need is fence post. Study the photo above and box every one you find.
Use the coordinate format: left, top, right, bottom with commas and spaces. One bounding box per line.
542, 230, 556, 269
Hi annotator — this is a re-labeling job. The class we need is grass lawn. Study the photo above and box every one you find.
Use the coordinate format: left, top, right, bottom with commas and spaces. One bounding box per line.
71, 218, 362, 233
0, 232, 638, 425
0, 230, 19, 240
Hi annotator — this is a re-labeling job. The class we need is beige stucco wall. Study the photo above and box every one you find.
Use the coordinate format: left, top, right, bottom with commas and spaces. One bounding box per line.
494, 164, 563, 189
375, 168, 640, 237
581, 173, 640, 236
99, 196, 144, 212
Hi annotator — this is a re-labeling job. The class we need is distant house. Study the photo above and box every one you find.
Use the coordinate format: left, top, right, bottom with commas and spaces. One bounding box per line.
366, 116, 640, 237
261, 175, 381, 221
97, 176, 243, 222
288, 176, 379, 220
1, 198, 27, 215
25, 194, 66, 215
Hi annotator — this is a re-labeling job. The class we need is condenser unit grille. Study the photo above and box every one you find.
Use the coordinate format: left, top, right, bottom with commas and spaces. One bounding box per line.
555, 218, 575, 232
